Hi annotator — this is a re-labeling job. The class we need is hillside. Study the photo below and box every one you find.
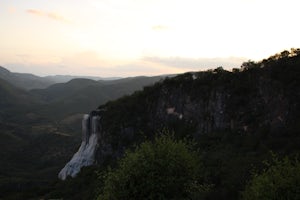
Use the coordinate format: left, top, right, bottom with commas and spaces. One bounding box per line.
0, 78, 35, 158
0, 77, 34, 108
0, 66, 121, 90
31, 76, 164, 102
0, 66, 55, 90
0, 77, 81, 199
0, 74, 165, 199
44, 75, 120, 83
0, 77, 43, 123
31, 78, 102, 102
95, 50, 299, 156
31, 75, 164, 119
1, 49, 299, 199
53, 49, 300, 199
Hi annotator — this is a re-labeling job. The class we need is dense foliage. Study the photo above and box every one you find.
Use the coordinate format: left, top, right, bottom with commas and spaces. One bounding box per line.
98, 134, 209, 200
0, 49, 299, 199
93, 48, 300, 200
242, 155, 300, 200
0, 73, 162, 199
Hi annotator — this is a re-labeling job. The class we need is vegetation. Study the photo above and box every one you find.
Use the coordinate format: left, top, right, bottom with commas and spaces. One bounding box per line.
93, 48, 300, 200
0, 49, 299, 199
0, 72, 163, 199
98, 134, 210, 200
0, 66, 54, 90
45, 166, 103, 200
31, 76, 163, 119
242, 155, 300, 200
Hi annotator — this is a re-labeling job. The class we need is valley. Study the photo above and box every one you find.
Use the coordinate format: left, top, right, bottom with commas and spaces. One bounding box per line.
0, 49, 299, 199
0, 68, 164, 199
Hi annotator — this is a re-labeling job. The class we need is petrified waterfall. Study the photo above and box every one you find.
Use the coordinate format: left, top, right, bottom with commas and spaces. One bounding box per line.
58, 113, 100, 180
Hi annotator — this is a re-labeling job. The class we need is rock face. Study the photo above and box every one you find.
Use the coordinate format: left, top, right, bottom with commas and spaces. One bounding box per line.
58, 112, 101, 180
93, 62, 299, 167
59, 55, 300, 179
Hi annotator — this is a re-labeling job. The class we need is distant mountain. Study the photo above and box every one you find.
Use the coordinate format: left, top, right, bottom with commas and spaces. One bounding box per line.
31, 76, 165, 119
0, 77, 38, 110
31, 78, 102, 102
0, 72, 166, 199
0, 68, 166, 122
0, 66, 55, 90
44, 75, 121, 83
0, 66, 121, 90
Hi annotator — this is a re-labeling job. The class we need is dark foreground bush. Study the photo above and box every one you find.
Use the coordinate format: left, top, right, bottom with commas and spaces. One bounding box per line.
242, 155, 300, 200
97, 134, 210, 200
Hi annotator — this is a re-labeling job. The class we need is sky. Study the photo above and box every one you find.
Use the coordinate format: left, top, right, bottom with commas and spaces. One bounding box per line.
1, 0, 299, 77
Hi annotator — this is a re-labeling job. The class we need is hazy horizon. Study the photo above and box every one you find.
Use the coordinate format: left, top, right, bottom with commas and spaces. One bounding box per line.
1, 56, 247, 78
1, 0, 299, 77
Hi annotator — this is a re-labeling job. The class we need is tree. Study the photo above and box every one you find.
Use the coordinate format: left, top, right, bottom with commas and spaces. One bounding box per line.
97, 134, 210, 200
214, 66, 225, 73
241, 60, 257, 70
290, 48, 300, 57
279, 50, 290, 59
242, 155, 300, 200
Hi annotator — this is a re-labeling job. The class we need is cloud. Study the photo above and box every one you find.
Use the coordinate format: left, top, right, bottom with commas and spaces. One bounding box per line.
60, 53, 172, 77
26, 9, 69, 23
152, 25, 169, 31
8, 6, 16, 14
27, 9, 43, 16
143, 56, 246, 71
4, 51, 247, 77
6, 52, 104, 76
47, 13, 68, 22
61, 51, 109, 67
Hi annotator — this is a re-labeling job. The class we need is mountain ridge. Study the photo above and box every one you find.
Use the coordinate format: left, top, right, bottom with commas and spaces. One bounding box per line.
57, 49, 300, 199
0, 66, 55, 90
0, 65, 123, 90
1, 49, 299, 199
0, 71, 168, 199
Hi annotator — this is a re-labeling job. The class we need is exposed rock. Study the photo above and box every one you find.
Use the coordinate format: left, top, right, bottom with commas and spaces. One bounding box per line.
59, 55, 300, 179
58, 113, 101, 180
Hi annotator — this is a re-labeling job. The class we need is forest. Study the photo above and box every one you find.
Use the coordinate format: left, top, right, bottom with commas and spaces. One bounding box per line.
1, 49, 299, 199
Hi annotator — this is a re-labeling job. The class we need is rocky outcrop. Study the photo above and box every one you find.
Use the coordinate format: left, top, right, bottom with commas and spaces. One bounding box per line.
94, 66, 298, 165
58, 111, 102, 180
59, 55, 300, 179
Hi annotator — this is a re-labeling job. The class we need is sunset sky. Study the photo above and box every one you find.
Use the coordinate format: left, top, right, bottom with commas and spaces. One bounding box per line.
1, 0, 299, 77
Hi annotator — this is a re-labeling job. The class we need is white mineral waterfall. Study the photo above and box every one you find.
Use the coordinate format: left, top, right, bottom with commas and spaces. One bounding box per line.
58, 114, 100, 180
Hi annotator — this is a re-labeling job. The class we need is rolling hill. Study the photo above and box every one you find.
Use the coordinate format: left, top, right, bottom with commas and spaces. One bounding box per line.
0, 72, 165, 199
0, 66, 55, 90
0, 66, 122, 90
30, 75, 165, 119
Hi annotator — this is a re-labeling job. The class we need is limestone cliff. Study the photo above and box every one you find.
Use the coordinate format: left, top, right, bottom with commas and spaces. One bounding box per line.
59, 53, 300, 179
94, 55, 299, 168
58, 112, 101, 180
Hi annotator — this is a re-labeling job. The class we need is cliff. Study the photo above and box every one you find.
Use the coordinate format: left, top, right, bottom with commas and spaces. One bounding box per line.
59, 51, 300, 179
58, 110, 104, 180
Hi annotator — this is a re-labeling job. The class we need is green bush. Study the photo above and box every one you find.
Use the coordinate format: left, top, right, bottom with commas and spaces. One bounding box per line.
97, 134, 209, 200
242, 155, 300, 200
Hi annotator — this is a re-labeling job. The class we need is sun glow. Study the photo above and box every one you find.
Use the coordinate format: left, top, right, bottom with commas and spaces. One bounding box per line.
1, 0, 299, 76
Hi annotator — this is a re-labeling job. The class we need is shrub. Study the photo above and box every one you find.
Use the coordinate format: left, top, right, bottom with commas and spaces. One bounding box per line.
242, 155, 300, 200
97, 134, 209, 200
